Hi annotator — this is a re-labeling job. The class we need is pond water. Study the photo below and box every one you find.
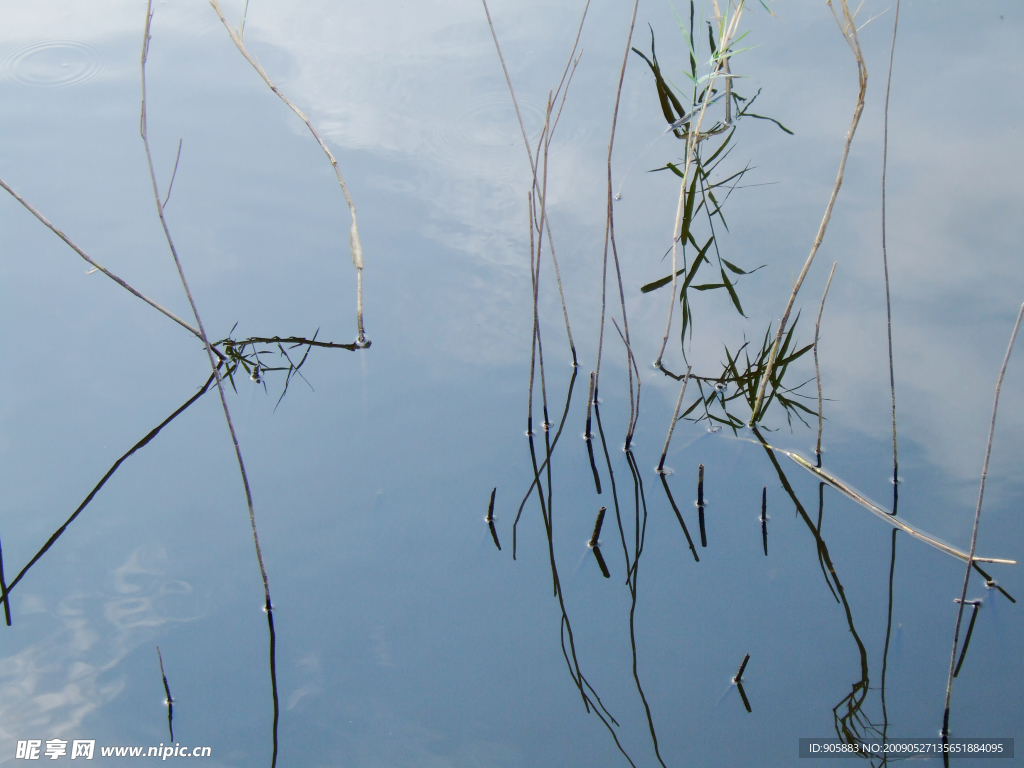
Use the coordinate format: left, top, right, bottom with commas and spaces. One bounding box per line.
1, 0, 1022, 766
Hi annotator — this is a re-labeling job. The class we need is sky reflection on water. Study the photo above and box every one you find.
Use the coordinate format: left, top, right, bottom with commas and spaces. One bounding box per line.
0, 0, 1022, 765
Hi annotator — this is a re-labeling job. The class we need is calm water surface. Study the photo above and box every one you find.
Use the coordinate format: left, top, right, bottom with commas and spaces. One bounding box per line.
0, 0, 1022, 765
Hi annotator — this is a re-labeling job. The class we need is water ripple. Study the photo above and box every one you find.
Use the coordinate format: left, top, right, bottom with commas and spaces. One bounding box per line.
1, 39, 105, 88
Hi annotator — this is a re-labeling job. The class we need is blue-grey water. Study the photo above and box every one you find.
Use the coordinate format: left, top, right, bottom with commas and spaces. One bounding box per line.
1, 0, 1022, 765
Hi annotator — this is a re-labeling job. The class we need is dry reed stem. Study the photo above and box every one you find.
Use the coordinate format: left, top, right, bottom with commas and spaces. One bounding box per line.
942, 301, 1024, 736
141, 7, 278, 763
0, 177, 202, 340
655, 0, 747, 367
768, 443, 1015, 566
480, 0, 585, 363
658, 366, 692, 472
594, 0, 640, 406
750, 0, 867, 425
881, 0, 901, 485
814, 262, 837, 461
209, 0, 367, 345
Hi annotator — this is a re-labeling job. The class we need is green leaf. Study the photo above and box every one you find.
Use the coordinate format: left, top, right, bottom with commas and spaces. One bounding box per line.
641, 270, 682, 294
721, 258, 766, 275
721, 267, 746, 316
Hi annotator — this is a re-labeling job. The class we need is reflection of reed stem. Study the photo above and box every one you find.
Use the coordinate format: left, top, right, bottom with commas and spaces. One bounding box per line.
209, 0, 368, 344
0, 373, 217, 609
880, 529, 897, 755
697, 464, 707, 548
0, 535, 10, 626
952, 601, 980, 678
660, 473, 699, 563
761, 486, 768, 557
157, 646, 174, 743
751, 0, 867, 424
585, 373, 603, 494
942, 301, 1024, 737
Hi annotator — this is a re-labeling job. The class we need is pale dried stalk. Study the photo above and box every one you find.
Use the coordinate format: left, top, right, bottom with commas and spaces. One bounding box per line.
657, 366, 691, 472
814, 262, 837, 460
480, 0, 585, 364
881, 0, 901, 485
770, 444, 1015, 567
210, 0, 367, 344
942, 301, 1024, 737
654, 0, 747, 367
749, 0, 867, 425
0, 177, 202, 340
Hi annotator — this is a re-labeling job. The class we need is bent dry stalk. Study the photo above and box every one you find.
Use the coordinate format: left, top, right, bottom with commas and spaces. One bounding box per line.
750, 0, 867, 425
209, 0, 368, 345
756, 439, 1016, 567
